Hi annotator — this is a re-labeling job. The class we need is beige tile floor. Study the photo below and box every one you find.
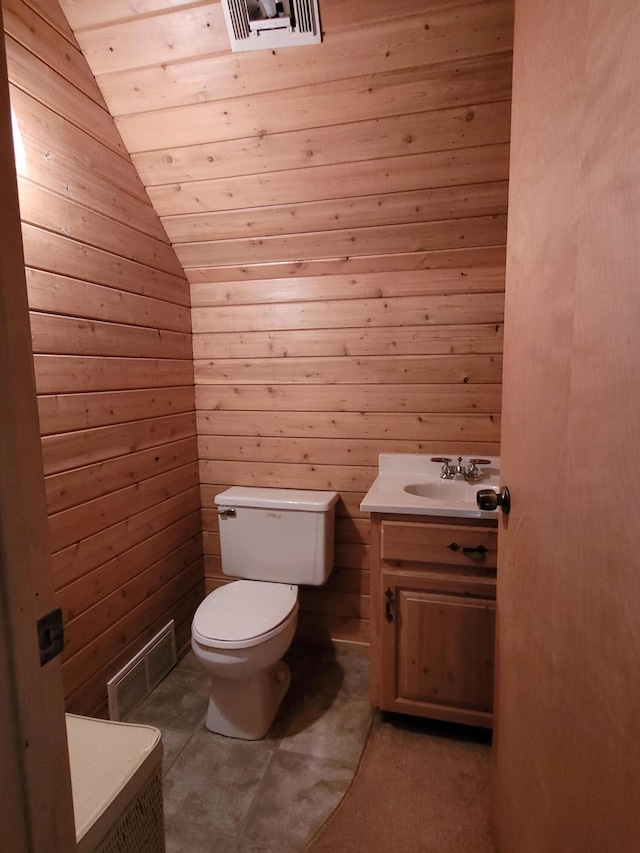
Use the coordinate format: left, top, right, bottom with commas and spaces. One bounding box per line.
129, 642, 372, 853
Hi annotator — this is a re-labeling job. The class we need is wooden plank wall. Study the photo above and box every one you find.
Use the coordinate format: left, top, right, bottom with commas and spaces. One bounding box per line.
3, 0, 203, 715
60, 0, 512, 646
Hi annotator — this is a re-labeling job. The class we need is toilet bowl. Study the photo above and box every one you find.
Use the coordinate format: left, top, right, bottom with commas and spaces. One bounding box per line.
191, 486, 338, 740
192, 580, 299, 740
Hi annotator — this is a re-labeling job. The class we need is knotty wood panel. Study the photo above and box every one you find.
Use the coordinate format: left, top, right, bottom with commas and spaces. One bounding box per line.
195, 384, 502, 413
197, 412, 501, 443
52, 487, 201, 589
190, 268, 506, 305
59, 0, 512, 648
29, 313, 192, 359
18, 181, 184, 275
101, 4, 512, 117
197, 434, 500, 468
61, 511, 202, 623
3, 0, 105, 106
193, 324, 504, 359
37, 387, 197, 435
189, 245, 507, 284
4, 0, 201, 714
175, 215, 508, 268
192, 293, 505, 333
32, 354, 194, 393
45, 438, 198, 513
149, 145, 511, 216
26, 269, 191, 333
117, 53, 512, 152
21, 224, 189, 305
193, 354, 502, 385
42, 413, 197, 474
6, 34, 126, 155
164, 182, 509, 244
135, 101, 511, 186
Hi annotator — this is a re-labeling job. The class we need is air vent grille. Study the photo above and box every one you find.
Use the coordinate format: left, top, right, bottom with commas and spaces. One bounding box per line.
227, 0, 250, 40
107, 621, 177, 721
292, 0, 311, 33
221, 0, 321, 51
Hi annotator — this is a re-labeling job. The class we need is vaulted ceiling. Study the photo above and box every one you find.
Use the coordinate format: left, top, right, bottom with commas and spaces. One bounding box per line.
58, 0, 512, 286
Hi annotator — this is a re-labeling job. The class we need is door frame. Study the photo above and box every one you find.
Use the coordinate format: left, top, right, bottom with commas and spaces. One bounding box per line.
0, 11, 76, 850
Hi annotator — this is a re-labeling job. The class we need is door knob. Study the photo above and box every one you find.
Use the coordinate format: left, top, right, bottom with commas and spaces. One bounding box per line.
476, 486, 511, 514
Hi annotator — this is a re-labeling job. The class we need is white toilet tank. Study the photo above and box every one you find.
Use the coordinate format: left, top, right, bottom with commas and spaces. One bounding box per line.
215, 487, 339, 585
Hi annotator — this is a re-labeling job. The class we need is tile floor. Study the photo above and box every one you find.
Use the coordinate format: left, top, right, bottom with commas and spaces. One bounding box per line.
129, 642, 372, 853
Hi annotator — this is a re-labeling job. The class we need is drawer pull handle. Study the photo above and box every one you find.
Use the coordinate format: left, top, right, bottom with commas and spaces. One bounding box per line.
384, 587, 394, 623
447, 542, 488, 557
462, 545, 488, 556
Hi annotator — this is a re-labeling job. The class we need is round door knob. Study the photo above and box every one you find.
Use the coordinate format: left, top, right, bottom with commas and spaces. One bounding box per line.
477, 486, 511, 514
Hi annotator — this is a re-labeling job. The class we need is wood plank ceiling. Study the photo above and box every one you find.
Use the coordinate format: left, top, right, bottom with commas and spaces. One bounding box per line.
57, 0, 512, 645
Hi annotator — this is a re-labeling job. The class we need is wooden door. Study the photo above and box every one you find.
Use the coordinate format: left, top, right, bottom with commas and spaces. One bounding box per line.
493, 0, 640, 850
0, 14, 76, 852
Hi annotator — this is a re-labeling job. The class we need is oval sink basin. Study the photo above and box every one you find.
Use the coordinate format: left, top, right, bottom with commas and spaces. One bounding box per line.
404, 481, 498, 504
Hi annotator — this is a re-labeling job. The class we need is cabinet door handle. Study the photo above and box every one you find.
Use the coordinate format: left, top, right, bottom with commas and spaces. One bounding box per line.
384, 587, 394, 623
448, 542, 488, 557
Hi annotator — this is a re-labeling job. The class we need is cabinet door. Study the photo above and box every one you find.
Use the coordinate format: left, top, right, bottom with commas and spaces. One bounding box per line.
381, 574, 495, 727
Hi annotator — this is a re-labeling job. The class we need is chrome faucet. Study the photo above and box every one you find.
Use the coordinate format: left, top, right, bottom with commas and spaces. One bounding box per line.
431, 457, 454, 479
430, 457, 491, 480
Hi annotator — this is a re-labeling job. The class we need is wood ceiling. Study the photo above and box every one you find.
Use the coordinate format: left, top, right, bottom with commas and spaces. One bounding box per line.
58, 0, 512, 284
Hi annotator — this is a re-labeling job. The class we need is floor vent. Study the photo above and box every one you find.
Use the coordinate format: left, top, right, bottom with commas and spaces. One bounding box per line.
107, 621, 177, 721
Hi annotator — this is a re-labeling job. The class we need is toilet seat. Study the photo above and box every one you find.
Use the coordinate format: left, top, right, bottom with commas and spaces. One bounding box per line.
192, 580, 298, 650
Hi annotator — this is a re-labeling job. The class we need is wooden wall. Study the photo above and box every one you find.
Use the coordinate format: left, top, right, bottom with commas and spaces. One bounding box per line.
59, 0, 512, 646
3, 0, 203, 715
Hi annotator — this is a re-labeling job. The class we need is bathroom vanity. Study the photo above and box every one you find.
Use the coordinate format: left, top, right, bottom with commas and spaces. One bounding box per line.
361, 455, 500, 729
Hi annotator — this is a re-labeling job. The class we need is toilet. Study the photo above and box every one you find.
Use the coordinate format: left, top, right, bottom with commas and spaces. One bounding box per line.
191, 486, 339, 740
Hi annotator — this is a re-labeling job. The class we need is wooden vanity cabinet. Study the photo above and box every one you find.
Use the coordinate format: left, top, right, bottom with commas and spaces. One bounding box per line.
369, 513, 498, 728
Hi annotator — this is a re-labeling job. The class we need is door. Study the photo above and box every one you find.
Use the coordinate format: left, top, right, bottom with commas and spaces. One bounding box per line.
494, 0, 640, 850
0, 13, 76, 851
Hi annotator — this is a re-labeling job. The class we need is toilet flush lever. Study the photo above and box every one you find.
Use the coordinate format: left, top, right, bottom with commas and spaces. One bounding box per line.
218, 508, 236, 517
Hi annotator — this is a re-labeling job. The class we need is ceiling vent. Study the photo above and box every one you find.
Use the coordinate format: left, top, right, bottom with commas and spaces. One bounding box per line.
221, 0, 321, 51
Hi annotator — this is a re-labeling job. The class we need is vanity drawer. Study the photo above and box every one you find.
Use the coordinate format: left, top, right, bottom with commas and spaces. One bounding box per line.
381, 520, 498, 568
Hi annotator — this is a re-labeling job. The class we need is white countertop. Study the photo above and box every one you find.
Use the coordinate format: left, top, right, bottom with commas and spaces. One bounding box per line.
360, 453, 501, 519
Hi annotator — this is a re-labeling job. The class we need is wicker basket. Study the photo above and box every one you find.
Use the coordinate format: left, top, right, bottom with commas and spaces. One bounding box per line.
96, 771, 165, 853
66, 714, 165, 853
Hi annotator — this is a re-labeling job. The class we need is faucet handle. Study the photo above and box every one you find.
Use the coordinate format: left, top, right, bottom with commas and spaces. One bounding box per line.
468, 458, 491, 465
431, 457, 454, 479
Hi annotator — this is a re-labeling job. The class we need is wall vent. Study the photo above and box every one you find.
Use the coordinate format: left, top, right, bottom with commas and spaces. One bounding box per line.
221, 0, 321, 51
107, 621, 177, 721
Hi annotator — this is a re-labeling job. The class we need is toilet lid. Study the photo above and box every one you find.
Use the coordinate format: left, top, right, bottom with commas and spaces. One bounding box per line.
193, 580, 298, 644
